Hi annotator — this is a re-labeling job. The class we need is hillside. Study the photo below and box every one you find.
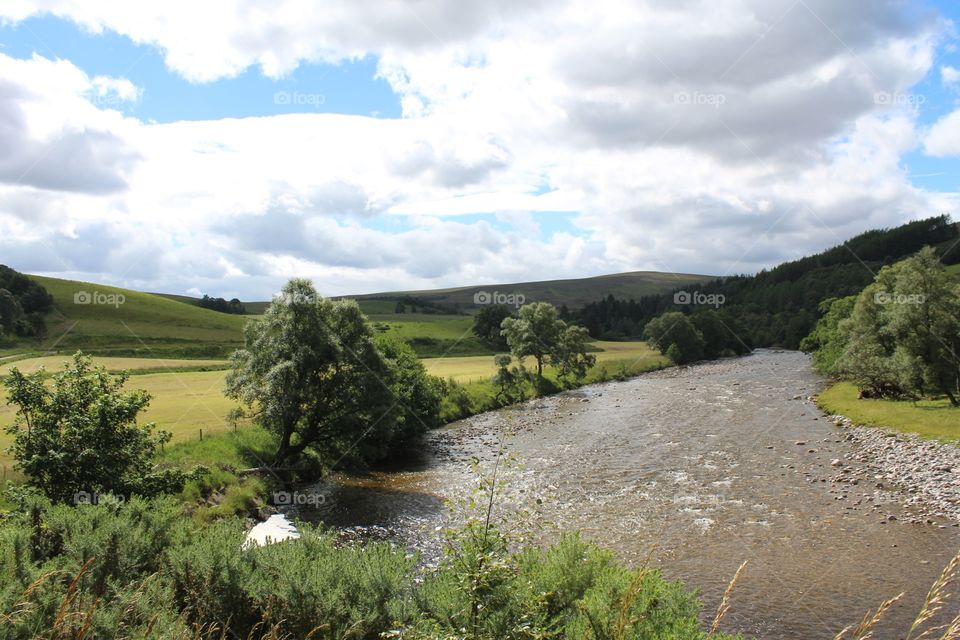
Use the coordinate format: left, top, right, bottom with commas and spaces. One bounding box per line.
351, 270, 714, 310
579, 215, 960, 347
19, 276, 249, 358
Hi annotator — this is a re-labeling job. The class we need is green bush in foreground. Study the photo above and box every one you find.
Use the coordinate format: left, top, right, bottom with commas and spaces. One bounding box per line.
0, 497, 738, 640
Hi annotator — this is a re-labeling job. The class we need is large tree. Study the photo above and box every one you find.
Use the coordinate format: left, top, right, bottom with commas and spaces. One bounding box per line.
3, 353, 184, 503
552, 324, 596, 386
829, 247, 960, 404
472, 304, 514, 348
226, 279, 411, 468
500, 302, 564, 378
643, 312, 705, 364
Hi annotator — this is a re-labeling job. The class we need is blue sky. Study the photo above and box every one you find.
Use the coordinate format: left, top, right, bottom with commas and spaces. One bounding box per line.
0, 1, 958, 298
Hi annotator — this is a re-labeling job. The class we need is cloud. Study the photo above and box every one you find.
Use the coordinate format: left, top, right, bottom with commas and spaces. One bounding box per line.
924, 109, 960, 157
0, 0, 955, 298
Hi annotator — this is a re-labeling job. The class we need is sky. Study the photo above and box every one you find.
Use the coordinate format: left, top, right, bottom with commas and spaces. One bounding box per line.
0, 0, 959, 300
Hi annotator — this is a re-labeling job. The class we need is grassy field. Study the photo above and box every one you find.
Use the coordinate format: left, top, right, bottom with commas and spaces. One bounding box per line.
5, 275, 250, 359
0, 369, 241, 468
0, 341, 664, 468
423, 341, 667, 383
0, 355, 228, 377
817, 381, 960, 442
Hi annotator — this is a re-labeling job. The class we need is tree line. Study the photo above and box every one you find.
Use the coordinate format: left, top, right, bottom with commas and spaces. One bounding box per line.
0, 264, 53, 340
578, 215, 959, 349
801, 246, 960, 406
198, 293, 247, 314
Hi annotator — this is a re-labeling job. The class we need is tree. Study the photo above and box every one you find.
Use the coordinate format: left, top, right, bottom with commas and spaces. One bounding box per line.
800, 296, 856, 375
0, 289, 21, 334
552, 324, 596, 386
3, 353, 185, 503
832, 247, 960, 404
500, 302, 564, 378
491, 354, 528, 405
642, 312, 705, 364
376, 336, 446, 444
874, 247, 960, 404
472, 304, 513, 348
226, 279, 415, 468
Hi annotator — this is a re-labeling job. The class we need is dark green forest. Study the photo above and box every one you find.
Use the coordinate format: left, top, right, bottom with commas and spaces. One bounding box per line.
579, 216, 960, 348
0, 264, 53, 339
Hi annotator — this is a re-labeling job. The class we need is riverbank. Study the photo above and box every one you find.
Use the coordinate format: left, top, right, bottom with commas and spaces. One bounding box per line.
817, 381, 958, 441
820, 412, 960, 525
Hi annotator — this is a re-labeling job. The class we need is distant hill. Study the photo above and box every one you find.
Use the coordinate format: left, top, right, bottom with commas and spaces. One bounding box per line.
25, 276, 248, 358
350, 271, 714, 311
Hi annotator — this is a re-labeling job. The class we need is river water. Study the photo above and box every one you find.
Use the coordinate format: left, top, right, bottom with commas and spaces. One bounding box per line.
300, 350, 960, 639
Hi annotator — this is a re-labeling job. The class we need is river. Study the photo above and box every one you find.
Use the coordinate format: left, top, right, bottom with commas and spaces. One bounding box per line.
299, 350, 960, 639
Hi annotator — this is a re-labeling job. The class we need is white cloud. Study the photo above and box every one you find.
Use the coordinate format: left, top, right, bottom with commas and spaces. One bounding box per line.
0, 0, 955, 298
943, 65, 960, 87
924, 109, 960, 157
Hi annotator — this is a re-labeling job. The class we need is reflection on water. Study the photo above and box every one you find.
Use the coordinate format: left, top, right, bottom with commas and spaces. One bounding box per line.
301, 350, 960, 639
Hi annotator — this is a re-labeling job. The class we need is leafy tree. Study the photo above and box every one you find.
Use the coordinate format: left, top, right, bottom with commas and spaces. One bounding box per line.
834, 285, 905, 398
874, 247, 959, 404
472, 304, 513, 348
226, 279, 402, 467
830, 247, 960, 404
0, 289, 21, 332
552, 324, 596, 386
2, 353, 185, 503
643, 312, 705, 364
376, 336, 446, 442
800, 296, 856, 375
491, 354, 528, 405
665, 343, 683, 364
500, 302, 564, 378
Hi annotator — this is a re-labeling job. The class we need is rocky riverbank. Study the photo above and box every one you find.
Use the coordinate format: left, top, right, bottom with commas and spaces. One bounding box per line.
822, 413, 960, 525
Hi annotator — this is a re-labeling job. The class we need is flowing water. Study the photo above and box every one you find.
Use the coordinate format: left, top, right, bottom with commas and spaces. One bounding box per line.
299, 350, 960, 639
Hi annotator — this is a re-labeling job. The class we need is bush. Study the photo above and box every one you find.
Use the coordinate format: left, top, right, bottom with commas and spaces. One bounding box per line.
0, 496, 738, 640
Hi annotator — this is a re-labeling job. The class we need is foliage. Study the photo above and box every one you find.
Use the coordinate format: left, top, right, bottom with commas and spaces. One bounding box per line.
441, 378, 475, 422
553, 324, 597, 386
799, 296, 857, 375
501, 302, 564, 378
831, 247, 960, 404
198, 294, 246, 314
3, 353, 188, 503
501, 302, 596, 384
579, 215, 959, 348
376, 335, 447, 442
472, 304, 514, 348
491, 355, 529, 406
0, 265, 53, 338
226, 279, 404, 468
643, 312, 705, 365
0, 492, 741, 640
690, 310, 753, 358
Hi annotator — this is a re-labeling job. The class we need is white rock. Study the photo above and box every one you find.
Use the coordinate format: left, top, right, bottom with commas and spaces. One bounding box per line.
243, 514, 301, 549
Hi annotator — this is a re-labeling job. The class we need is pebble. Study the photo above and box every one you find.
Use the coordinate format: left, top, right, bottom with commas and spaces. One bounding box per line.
825, 414, 960, 524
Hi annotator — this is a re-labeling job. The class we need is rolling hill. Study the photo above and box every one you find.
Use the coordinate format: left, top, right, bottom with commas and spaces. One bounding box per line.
16, 276, 249, 358
349, 270, 714, 310
154, 270, 715, 314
